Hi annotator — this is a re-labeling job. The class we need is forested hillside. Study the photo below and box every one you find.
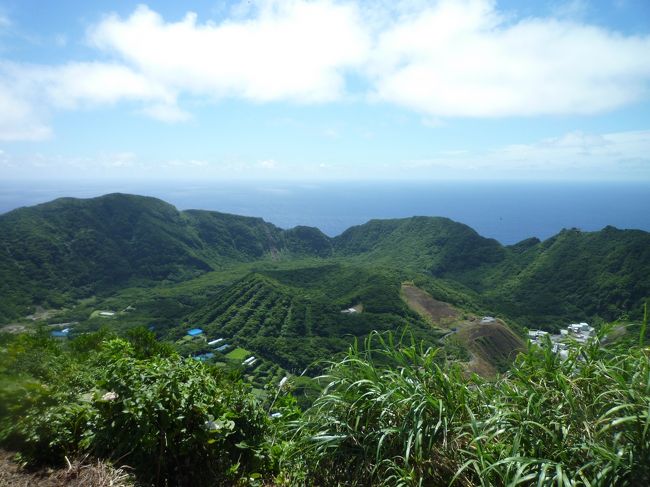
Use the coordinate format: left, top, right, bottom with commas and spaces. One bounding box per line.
0, 194, 330, 320
331, 218, 650, 326
1, 193, 649, 328
185, 265, 444, 372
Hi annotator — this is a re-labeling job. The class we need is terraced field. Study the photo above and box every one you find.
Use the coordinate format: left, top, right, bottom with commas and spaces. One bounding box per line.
186, 266, 444, 372
458, 319, 525, 376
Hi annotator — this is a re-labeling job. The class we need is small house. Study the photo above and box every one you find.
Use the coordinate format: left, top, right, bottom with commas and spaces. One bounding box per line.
528, 330, 548, 338
242, 356, 256, 366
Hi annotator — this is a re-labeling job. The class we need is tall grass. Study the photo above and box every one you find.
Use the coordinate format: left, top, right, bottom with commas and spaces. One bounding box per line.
284, 330, 650, 486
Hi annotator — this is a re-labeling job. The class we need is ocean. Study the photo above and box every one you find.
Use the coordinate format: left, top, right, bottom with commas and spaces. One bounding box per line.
1, 180, 648, 245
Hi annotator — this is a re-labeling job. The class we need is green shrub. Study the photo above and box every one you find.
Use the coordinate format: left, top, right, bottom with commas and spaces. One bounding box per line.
0, 334, 274, 486
93, 339, 271, 485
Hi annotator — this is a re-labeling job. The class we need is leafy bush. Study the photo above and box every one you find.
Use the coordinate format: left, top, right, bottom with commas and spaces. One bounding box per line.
93, 338, 270, 486
3, 323, 649, 486
0, 332, 273, 486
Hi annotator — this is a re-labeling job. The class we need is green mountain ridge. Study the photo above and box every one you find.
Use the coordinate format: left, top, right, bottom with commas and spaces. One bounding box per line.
0, 193, 330, 319
1, 193, 648, 328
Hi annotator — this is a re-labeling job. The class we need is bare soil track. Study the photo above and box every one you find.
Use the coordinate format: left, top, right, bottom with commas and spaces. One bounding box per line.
458, 320, 525, 377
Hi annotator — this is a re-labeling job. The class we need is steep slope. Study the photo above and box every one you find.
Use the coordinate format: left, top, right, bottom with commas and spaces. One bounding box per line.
334, 217, 650, 326
0, 194, 330, 320
480, 227, 650, 328
1, 194, 649, 329
0, 194, 207, 318
333, 216, 506, 275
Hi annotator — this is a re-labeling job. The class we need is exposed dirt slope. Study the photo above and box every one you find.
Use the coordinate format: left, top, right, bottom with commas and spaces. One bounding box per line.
400, 283, 524, 377
400, 283, 458, 327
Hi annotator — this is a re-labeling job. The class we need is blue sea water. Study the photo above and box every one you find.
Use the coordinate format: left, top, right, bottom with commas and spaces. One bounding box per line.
0, 180, 648, 244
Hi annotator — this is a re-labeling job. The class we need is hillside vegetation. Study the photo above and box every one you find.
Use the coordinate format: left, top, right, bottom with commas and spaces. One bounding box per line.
1, 193, 648, 328
0, 194, 330, 320
1, 193, 650, 485
184, 265, 444, 372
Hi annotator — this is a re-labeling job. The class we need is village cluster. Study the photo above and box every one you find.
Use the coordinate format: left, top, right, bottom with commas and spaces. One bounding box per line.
186, 327, 257, 366
528, 322, 595, 359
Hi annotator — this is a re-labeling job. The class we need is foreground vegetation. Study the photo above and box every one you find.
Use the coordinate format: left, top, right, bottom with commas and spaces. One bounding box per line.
1, 317, 648, 486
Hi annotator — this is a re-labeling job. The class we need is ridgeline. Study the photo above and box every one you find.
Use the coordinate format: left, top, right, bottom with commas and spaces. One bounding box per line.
1, 193, 648, 328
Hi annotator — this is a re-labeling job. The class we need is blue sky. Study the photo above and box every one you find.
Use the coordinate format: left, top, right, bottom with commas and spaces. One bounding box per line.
0, 0, 649, 181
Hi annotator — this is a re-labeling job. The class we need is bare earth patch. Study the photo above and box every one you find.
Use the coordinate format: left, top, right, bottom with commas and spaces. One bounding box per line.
0, 451, 134, 487
400, 284, 459, 327
399, 284, 524, 378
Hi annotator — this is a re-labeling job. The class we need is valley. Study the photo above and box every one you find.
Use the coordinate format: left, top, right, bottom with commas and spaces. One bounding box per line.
1, 193, 648, 382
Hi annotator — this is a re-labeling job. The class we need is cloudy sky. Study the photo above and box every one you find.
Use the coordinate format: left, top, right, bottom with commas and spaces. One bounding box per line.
0, 0, 649, 181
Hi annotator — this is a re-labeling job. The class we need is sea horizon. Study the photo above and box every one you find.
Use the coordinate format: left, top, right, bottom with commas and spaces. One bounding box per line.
1, 180, 649, 245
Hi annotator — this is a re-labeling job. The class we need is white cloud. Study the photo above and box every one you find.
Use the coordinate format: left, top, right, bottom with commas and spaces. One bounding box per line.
370, 0, 650, 117
1, 1, 650, 141
0, 129, 647, 180
0, 61, 181, 140
77, 0, 650, 118
37, 62, 174, 108
89, 2, 370, 103
0, 15, 10, 28
139, 103, 191, 123
0, 80, 52, 141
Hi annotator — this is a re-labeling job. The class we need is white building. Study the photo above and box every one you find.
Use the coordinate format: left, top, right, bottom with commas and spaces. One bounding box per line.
568, 322, 594, 337
528, 330, 549, 338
